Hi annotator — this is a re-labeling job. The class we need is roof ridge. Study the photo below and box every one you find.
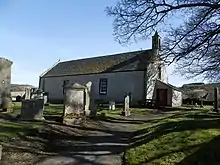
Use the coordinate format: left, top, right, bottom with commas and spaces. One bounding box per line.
41, 48, 155, 78
59, 49, 151, 64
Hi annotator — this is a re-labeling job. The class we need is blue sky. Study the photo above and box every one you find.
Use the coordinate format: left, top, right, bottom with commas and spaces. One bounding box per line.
0, 0, 195, 87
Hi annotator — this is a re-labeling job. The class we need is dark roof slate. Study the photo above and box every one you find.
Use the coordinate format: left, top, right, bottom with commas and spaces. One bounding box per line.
42, 49, 154, 77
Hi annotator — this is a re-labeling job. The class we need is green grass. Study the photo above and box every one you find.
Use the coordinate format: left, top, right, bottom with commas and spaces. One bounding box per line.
97, 108, 155, 118
126, 109, 220, 165
44, 104, 63, 116
0, 121, 43, 142
97, 108, 122, 118
0, 102, 63, 142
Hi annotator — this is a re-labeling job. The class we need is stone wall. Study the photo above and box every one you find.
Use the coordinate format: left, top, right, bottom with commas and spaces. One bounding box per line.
0, 58, 12, 108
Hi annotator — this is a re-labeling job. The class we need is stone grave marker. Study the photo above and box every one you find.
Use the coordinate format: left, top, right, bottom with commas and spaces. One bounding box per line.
84, 82, 92, 111
0, 144, 2, 160
84, 82, 96, 117
2, 91, 13, 113
25, 88, 31, 100
214, 87, 219, 112
63, 83, 86, 126
43, 92, 49, 105
31, 88, 43, 100
109, 101, 115, 110
122, 95, 130, 116
20, 99, 45, 121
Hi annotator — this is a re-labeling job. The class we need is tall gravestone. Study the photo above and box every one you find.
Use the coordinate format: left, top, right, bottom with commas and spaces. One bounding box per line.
25, 88, 31, 100
20, 99, 45, 121
122, 95, 130, 116
63, 83, 86, 126
84, 82, 96, 117
214, 87, 219, 112
0, 144, 2, 160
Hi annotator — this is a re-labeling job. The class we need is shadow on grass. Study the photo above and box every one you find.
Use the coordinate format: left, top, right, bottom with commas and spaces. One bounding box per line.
130, 118, 220, 148
126, 111, 220, 165
0, 113, 18, 122
178, 135, 220, 165
94, 115, 148, 124
1, 120, 132, 165
2, 107, 220, 165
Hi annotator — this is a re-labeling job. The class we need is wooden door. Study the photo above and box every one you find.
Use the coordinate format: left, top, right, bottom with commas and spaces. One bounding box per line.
156, 89, 168, 106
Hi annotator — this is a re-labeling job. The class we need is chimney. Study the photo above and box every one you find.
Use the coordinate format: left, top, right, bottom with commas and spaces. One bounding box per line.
152, 31, 161, 51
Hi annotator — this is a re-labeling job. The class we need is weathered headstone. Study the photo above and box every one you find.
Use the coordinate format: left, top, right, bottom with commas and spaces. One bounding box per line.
200, 100, 204, 108
20, 99, 45, 120
84, 82, 96, 117
122, 95, 130, 116
2, 93, 13, 113
0, 145, 2, 160
31, 88, 43, 100
63, 83, 86, 126
84, 82, 92, 111
25, 88, 31, 100
109, 101, 115, 110
214, 87, 219, 112
42, 92, 49, 105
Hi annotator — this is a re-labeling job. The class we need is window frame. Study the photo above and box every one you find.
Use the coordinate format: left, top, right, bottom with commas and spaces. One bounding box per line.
99, 78, 108, 95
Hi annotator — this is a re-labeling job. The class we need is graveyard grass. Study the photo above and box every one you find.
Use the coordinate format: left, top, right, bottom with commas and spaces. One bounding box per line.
126, 107, 220, 165
0, 102, 63, 142
1, 103, 220, 165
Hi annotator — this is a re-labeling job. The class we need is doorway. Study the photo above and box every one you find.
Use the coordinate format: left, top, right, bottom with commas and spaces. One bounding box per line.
156, 89, 168, 106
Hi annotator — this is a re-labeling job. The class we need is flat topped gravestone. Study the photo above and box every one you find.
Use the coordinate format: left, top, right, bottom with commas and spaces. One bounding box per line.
122, 95, 131, 116
63, 83, 86, 126
20, 99, 45, 121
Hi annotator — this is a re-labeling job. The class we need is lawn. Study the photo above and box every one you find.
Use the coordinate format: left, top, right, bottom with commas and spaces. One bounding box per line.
0, 102, 63, 142
126, 108, 220, 165
97, 107, 156, 118
1, 103, 220, 165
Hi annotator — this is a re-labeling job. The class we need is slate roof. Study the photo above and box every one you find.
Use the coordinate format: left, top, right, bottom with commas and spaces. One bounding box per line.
156, 79, 182, 92
42, 49, 155, 77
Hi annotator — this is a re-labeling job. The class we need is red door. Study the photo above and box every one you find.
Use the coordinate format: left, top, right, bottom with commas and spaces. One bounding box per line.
156, 89, 168, 106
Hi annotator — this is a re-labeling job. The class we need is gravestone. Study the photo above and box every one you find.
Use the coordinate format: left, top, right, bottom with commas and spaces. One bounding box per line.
109, 101, 115, 110
0, 144, 2, 160
84, 82, 92, 111
43, 92, 49, 105
214, 87, 219, 112
122, 95, 130, 116
63, 83, 86, 126
31, 88, 43, 100
2, 91, 13, 113
84, 82, 96, 117
20, 99, 45, 121
25, 88, 31, 100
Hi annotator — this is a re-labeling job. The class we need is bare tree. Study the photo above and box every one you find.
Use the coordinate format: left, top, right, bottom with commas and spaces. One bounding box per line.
106, 0, 220, 81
